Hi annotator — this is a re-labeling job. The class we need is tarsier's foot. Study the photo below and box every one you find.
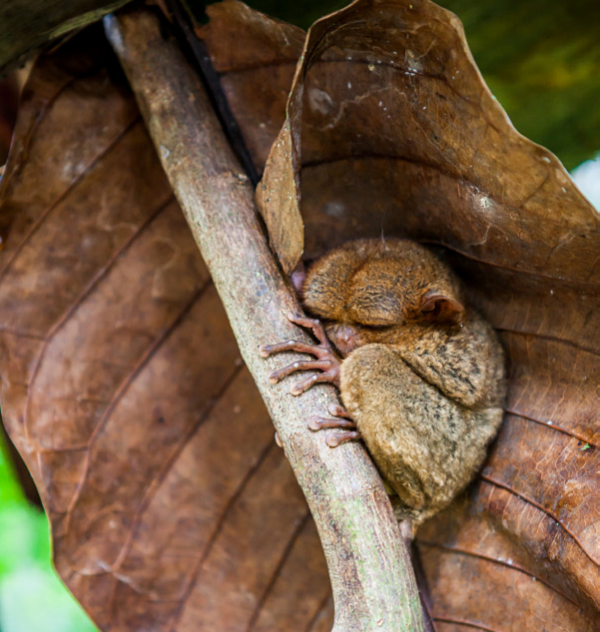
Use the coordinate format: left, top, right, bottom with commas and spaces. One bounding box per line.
308, 403, 361, 448
259, 313, 342, 395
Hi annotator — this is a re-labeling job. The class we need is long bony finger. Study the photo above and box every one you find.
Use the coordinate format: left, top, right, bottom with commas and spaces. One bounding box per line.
290, 371, 338, 396
286, 312, 329, 346
268, 360, 330, 384
308, 415, 357, 431
259, 339, 322, 358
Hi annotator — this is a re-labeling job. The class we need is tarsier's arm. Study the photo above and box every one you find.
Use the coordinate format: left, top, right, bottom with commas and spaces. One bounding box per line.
392, 315, 505, 410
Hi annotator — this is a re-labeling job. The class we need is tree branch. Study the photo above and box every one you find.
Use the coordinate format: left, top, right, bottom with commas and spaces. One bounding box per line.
104, 7, 425, 631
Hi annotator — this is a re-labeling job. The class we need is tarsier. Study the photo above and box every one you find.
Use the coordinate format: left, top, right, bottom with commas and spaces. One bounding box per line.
261, 239, 506, 526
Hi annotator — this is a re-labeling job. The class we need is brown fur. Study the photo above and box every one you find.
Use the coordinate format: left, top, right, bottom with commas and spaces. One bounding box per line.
303, 239, 506, 524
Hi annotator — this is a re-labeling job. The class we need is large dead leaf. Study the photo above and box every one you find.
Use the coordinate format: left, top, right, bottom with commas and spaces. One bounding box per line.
3, 1, 599, 629
195, 0, 304, 176
0, 25, 333, 632
200, 0, 600, 629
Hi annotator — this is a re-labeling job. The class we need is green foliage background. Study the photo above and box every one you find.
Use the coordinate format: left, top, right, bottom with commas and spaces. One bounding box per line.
0, 438, 98, 631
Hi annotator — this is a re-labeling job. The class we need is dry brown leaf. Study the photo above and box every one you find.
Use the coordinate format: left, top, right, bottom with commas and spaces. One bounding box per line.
3, 0, 599, 629
0, 25, 333, 632
200, 0, 599, 629
196, 0, 304, 174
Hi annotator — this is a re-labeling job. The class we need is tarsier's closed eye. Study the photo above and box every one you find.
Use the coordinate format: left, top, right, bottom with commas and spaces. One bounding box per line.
419, 291, 465, 324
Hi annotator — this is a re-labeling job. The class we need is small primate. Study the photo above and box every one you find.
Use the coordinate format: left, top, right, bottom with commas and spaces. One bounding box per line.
261, 239, 506, 526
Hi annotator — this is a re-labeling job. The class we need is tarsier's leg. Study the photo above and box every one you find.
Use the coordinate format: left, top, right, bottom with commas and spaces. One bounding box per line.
340, 343, 472, 517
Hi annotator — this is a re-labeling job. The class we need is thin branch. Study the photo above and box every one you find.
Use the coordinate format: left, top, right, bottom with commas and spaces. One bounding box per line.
105, 7, 425, 632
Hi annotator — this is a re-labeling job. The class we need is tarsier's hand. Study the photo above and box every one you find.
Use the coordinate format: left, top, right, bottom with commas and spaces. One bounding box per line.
260, 313, 342, 394
259, 313, 361, 446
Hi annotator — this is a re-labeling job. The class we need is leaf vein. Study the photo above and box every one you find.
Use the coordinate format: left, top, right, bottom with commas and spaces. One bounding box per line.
433, 616, 504, 632
505, 409, 599, 450
0, 115, 142, 284
169, 439, 277, 631
481, 475, 600, 566
110, 363, 246, 573
23, 194, 175, 444
63, 277, 210, 536
245, 511, 312, 632
418, 540, 581, 609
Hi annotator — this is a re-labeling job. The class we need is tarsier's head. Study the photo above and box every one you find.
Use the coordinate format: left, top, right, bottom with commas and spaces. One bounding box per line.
300, 239, 465, 357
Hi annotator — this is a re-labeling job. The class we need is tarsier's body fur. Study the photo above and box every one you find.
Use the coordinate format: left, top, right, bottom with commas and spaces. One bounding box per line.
263, 239, 506, 526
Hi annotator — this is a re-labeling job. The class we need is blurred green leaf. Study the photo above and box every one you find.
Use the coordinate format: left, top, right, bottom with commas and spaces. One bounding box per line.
0, 565, 98, 632
0, 433, 98, 632
0, 434, 24, 506
437, 0, 600, 169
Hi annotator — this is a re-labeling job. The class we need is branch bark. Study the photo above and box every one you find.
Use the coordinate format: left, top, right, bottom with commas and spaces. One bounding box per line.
104, 7, 425, 631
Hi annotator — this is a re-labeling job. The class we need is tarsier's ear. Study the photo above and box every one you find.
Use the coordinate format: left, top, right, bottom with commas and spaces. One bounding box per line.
419, 291, 465, 324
